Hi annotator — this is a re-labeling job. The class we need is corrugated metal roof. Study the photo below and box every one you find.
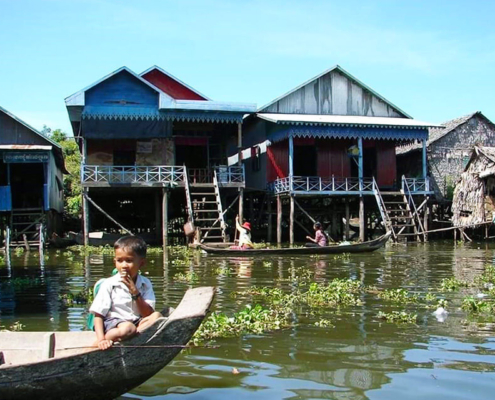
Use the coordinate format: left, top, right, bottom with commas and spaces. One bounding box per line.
258, 65, 412, 118
258, 113, 442, 129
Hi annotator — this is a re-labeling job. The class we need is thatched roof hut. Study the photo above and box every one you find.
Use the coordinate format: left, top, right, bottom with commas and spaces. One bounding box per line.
452, 146, 495, 227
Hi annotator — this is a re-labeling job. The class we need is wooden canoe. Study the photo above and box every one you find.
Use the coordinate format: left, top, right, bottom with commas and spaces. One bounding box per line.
0, 286, 215, 400
199, 232, 391, 256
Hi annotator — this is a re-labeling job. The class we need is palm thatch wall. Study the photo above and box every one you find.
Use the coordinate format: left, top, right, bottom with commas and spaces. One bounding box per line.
452, 146, 495, 226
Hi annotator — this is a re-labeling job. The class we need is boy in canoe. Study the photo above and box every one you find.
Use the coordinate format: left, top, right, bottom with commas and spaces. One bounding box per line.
89, 236, 162, 350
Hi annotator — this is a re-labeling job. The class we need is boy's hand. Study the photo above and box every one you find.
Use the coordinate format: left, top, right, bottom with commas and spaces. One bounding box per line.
98, 339, 113, 350
121, 271, 138, 294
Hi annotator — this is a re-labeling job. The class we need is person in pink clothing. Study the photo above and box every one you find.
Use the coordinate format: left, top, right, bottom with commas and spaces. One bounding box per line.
305, 222, 328, 247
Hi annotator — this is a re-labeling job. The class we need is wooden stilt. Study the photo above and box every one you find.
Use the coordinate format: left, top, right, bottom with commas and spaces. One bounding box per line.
238, 188, 244, 222
155, 191, 161, 242
82, 187, 89, 247
345, 199, 350, 240
289, 195, 294, 245
267, 198, 272, 243
85, 193, 132, 235
249, 193, 254, 223
331, 201, 337, 239
359, 196, 365, 242
277, 195, 282, 245
162, 188, 168, 248
423, 197, 429, 242
454, 228, 457, 242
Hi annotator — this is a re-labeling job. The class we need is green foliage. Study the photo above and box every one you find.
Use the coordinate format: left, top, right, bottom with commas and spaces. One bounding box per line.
333, 253, 351, 261
262, 261, 273, 268
314, 318, 334, 328
214, 266, 232, 275
304, 279, 363, 307
173, 271, 199, 282
475, 265, 495, 286
193, 304, 290, 343
378, 288, 419, 303
48, 128, 82, 219
377, 311, 417, 324
236, 287, 298, 308
0, 321, 25, 332
424, 293, 436, 302
440, 277, 469, 292
461, 296, 495, 314
59, 288, 94, 306
14, 247, 25, 256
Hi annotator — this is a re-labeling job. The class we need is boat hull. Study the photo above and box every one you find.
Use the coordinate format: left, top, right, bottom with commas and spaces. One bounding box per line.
0, 287, 215, 400
199, 232, 391, 256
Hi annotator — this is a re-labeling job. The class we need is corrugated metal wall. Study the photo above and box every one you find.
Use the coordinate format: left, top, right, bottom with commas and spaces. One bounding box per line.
376, 140, 396, 187
316, 139, 352, 177
267, 140, 289, 182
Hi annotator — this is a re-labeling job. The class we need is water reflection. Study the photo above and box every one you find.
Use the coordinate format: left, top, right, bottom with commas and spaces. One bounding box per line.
1, 242, 495, 399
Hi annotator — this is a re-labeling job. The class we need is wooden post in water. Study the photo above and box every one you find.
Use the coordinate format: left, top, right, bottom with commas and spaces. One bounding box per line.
277, 195, 282, 244
345, 199, 350, 240
82, 187, 89, 247
289, 195, 294, 245
162, 188, 169, 247
423, 197, 429, 242
359, 197, 365, 242
155, 191, 161, 243
267, 197, 272, 242
237, 122, 244, 222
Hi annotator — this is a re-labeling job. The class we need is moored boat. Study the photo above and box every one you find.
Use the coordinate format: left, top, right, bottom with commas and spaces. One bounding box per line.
198, 232, 391, 256
0, 286, 215, 400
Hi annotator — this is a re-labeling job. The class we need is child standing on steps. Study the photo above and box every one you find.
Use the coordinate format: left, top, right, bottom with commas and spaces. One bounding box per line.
89, 236, 162, 350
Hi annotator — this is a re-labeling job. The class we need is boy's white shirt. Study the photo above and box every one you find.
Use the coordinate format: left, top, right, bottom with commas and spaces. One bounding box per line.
90, 273, 156, 321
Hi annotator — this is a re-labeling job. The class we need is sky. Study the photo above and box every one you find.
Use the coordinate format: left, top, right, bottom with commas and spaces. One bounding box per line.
1, 0, 494, 134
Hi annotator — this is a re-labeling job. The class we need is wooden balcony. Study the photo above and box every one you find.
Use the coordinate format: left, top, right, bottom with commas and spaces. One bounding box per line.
268, 176, 432, 196
81, 165, 245, 188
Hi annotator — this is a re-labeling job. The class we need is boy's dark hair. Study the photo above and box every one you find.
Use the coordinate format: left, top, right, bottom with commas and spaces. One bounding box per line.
114, 236, 147, 258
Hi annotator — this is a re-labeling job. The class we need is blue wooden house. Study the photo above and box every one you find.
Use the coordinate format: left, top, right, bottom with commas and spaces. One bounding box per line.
65, 66, 256, 245
238, 66, 441, 242
0, 106, 66, 248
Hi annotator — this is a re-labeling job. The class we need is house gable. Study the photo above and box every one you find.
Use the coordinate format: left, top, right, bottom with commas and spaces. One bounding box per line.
141, 66, 208, 101
85, 69, 159, 108
259, 65, 409, 118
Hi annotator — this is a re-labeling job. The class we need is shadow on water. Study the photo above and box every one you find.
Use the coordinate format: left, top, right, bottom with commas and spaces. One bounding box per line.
2, 241, 495, 399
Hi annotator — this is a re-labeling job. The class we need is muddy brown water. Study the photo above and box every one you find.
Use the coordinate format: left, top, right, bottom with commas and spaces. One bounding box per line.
1, 241, 495, 399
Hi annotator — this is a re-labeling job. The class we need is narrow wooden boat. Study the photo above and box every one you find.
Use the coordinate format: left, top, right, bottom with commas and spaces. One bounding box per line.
199, 232, 391, 256
0, 286, 215, 400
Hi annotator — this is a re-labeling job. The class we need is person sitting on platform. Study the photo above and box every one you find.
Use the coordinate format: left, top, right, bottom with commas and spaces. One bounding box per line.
305, 222, 328, 247
230, 215, 254, 250
89, 235, 162, 350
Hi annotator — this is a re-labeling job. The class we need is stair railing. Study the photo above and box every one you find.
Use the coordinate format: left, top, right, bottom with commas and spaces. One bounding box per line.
372, 177, 396, 240
213, 170, 227, 242
183, 166, 194, 227
400, 175, 425, 240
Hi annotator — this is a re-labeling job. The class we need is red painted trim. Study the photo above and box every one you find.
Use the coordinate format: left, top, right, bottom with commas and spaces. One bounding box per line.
142, 69, 206, 100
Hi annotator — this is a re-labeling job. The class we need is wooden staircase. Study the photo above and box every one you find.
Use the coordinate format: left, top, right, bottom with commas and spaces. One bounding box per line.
9, 208, 45, 249
185, 170, 226, 243
372, 178, 424, 242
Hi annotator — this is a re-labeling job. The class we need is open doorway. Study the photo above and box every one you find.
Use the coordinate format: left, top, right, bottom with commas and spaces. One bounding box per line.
294, 145, 317, 176
10, 163, 45, 209
363, 147, 377, 178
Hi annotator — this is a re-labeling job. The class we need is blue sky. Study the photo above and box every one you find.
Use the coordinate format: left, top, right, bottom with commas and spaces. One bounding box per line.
1, 0, 494, 134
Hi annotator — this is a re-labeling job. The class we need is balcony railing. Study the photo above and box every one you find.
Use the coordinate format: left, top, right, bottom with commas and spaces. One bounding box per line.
401, 177, 430, 193
82, 165, 186, 186
81, 164, 245, 187
268, 176, 374, 195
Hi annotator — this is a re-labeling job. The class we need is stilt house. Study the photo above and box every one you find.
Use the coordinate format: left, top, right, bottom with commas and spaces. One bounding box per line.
238, 66, 441, 242
397, 112, 495, 203
0, 106, 66, 248
452, 146, 495, 229
65, 66, 256, 245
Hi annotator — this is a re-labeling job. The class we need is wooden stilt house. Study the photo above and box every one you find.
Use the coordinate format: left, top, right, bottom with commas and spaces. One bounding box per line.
239, 66, 441, 242
0, 106, 67, 248
65, 66, 256, 246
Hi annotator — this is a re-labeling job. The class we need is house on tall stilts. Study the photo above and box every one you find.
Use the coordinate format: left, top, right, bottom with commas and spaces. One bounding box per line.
239, 66, 441, 242
65, 66, 256, 245
0, 106, 66, 249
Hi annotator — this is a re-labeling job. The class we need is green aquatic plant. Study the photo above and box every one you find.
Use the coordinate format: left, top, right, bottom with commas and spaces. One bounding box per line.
377, 311, 417, 324
0, 321, 25, 332
173, 271, 199, 283
214, 266, 232, 276
192, 304, 290, 343
314, 318, 334, 328
304, 279, 363, 307
333, 253, 351, 261
378, 288, 419, 303
440, 277, 469, 292
475, 265, 495, 287
461, 296, 495, 314
4, 277, 41, 289
252, 242, 269, 249
59, 288, 94, 306
262, 261, 273, 268
237, 287, 298, 307
14, 247, 24, 256
424, 293, 436, 302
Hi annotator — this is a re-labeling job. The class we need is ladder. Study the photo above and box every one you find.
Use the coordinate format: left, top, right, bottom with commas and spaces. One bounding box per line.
372, 178, 422, 242
9, 208, 45, 248
184, 170, 227, 243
